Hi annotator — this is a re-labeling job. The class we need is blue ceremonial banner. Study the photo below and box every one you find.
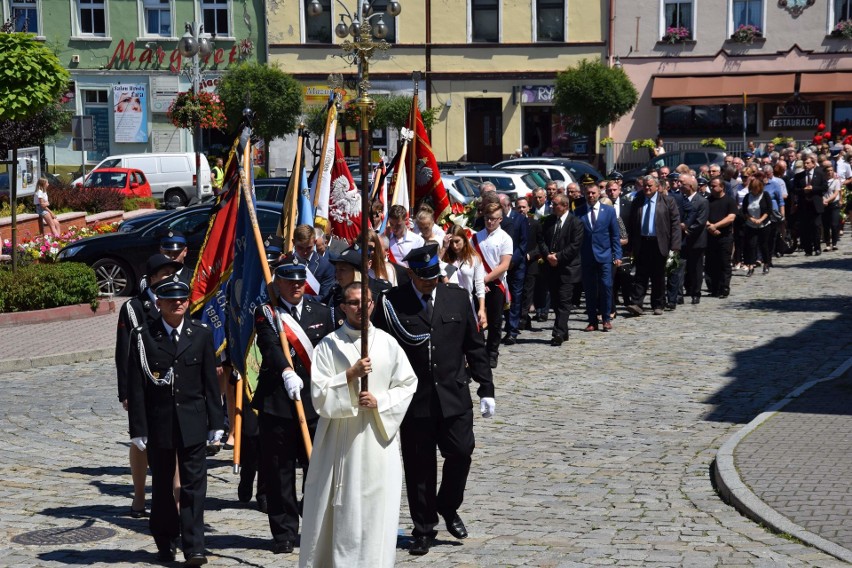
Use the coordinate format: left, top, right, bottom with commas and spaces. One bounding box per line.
297, 164, 313, 227
227, 172, 269, 378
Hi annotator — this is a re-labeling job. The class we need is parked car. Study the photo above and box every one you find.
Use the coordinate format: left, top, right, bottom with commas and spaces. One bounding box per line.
494, 157, 598, 184
254, 177, 290, 202
621, 150, 727, 188
80, 168, 153, 198
72, 152, 213, 208
450, 170, 538, 200
57, 201, 283, 296
442, 174, 482, 205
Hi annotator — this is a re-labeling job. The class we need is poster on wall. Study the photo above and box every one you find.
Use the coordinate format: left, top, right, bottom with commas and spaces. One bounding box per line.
113, 84, 148, 143
85, 107, 111, 161
150, 75, 179, 113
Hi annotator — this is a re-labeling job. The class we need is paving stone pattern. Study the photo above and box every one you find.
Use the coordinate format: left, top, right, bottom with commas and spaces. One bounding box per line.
1, 243, 851, 566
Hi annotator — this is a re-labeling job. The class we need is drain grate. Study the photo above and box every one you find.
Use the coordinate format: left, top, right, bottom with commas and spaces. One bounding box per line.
12, 525, 116, 545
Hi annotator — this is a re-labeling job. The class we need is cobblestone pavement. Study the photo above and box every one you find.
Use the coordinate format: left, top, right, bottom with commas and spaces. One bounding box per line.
1, 242, 851, 566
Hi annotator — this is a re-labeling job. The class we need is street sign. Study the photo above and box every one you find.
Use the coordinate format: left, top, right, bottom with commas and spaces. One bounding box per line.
71, 115, 95, 151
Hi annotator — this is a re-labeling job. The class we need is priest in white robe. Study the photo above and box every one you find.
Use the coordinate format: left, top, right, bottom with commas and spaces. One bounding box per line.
299, 283, 417, 568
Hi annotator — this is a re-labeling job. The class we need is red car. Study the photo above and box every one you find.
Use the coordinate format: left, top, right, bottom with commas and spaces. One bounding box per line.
80, 168, 153, 198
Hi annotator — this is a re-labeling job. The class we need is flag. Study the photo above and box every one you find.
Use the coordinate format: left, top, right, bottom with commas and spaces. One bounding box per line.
406, 105, 451, 221
278, 127, 306, 248
389, 138, 410, 213
373, 158, 388, 232
189, 137, 243, 355
327, 140, 362, 242
313, 94, 339, 232
297, 163, 313, 227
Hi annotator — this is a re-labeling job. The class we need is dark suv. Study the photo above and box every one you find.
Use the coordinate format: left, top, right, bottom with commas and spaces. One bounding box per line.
622, 150, 727, 188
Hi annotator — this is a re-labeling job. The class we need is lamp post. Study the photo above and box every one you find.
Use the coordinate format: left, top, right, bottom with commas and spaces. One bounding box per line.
308, 0, 401, 392
178, 22, 213, 204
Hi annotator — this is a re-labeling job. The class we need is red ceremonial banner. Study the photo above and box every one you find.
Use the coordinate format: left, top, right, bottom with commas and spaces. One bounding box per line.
406, 106, 451, 221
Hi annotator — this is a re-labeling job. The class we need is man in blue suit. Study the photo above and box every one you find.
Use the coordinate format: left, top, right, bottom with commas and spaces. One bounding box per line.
575, 177, 622, 332
499, 193, 529, 344
292, 224, 335, 302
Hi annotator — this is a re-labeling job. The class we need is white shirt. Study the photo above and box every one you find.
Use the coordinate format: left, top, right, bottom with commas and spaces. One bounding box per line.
161, 319, 185, 340
412, 223, 446, 244
280, 299, 303, 320
587, 202, 600, 228
474, 226, 512, 290
388, 230, 424, 267
836, 157, 852, 182
34, 188, 48, 207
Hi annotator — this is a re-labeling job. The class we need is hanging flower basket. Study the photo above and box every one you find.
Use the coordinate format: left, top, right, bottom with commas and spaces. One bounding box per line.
661, 26, 691, 44
731, 24, 762, 44
168, 91, 227, 130
831, 20, 852, 39
700, 137, 727, 150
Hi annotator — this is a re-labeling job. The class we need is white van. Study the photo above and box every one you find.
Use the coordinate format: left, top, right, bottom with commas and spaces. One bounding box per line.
73, 152, 212, 207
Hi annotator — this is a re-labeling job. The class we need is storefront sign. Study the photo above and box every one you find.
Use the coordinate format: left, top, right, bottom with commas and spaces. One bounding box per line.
106, 39, 243, 74
763, 101, 825, 130
521, 85, 555, 104
303, 84, 354, 107
150, 75, 179, 113
85, 107, 111, 161
113, 84, 148, 143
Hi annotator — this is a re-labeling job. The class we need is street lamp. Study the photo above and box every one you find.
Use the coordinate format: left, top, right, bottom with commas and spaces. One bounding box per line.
309, 0, 401, 391
178, 22, 213, 204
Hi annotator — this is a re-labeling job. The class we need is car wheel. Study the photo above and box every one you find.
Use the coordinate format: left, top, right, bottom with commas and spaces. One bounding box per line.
164, 188, 188, 209
92, 258, 134, 296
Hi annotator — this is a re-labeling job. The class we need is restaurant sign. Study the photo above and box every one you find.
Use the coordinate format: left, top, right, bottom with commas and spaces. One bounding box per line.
763, 101, 825, 130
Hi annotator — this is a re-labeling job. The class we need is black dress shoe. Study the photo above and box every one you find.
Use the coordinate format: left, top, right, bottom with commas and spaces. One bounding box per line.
691, 296, 700, 305
550, 336, 564, 347
130, 506, 148, 519
273, 540, 295, 554
184, 553, 208, 566
664, 302, 676, 311
489, 355, 498, 368
409, 535, 434, 556
156, 541, 177, 563
444, 513, 468, 539
256, 494, 268, 513
536, 313, 548, 322
238, 476, 253, 503
502, 334, 518, 345
677, 296, 684, 305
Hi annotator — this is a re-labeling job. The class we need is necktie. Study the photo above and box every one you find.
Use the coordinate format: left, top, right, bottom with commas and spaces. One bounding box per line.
291, 305, 299, 322
590, 207, 596, 228
422, 293, 433, 322
551, 219, 562, 249
171, 329, 179, 345
642, 200, 652, 236
807, 171, 812, 185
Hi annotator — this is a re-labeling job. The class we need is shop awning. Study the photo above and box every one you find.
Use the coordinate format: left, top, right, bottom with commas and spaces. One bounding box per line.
799, 72, 852, 101
651, 74, 796, 106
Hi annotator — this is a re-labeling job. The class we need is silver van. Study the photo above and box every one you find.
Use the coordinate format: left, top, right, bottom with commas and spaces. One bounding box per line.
73, 152, 212, 207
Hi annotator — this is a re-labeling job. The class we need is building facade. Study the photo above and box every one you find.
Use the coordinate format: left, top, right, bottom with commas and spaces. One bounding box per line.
2, 0, 265, 167
610, 0, 852, 162
267, 0, 607, 168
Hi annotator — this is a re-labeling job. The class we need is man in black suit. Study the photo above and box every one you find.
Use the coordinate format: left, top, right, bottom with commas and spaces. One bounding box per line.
793, 155, 827, 256
499, 193, 528, 345
679, 175, 709, 304
127, 278, 223, 566
374, 243, 495, 557
626, 176, 681, 316
538, 194, 584, 346
663, 173, 693, 309
515, 197, 543, 330
252, 257, 334, 554
117, 254, 183, 519
292, 224, 335, 300
606, 179, 632, 308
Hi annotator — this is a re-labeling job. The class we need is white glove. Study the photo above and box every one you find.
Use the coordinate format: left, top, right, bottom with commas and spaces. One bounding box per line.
131, 437, 147, 451
207, 429, 224, 444
480, 397, 495, 418
283, 370, 303, 401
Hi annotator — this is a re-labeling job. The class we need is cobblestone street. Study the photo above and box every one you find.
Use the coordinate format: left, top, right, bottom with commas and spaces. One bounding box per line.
2, 245, 851, 567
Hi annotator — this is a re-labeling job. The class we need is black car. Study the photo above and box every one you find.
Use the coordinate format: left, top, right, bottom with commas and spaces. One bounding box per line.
57, 201, 283, 296
254, 177, 290, 202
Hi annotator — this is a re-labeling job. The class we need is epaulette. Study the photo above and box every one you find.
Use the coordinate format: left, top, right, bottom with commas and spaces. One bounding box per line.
445, 282, 463, 290
134, 325, 144, 332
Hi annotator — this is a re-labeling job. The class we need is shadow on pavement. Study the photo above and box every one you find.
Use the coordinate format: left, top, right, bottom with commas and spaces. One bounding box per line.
38, 504, 149, 536
39, 548, 152, 565
701, 294, 852, 424
62, 466, 128, 477
776, 254, 852, 271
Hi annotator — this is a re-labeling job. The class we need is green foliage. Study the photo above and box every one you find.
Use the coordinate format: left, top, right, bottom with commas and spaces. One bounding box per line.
701, 137, 727, 150
771, 135, 795, 145
217, 62, 303, 145
123, 197, 158, 211
0, 261, 98, 312
372, 95, 439, 132
554, 59, 638, 133
0, 32, 70, 121
0, 99, 72, 152
599, 137, 614, 147
631, 138, 656, 151
304, 105, 329, 139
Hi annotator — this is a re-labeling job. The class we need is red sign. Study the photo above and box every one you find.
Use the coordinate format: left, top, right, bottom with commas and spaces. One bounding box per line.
106, 39, 242, 74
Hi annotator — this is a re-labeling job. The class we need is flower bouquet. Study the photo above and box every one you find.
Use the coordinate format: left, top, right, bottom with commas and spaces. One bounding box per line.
665, 250, 683, 276
662, 26, 690, 44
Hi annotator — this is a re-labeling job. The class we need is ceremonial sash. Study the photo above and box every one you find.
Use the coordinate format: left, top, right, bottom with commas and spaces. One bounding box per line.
472, 233, 510, 303
387, 244, 398, 265
264, 304, 314, 375
305, 267, 321, 297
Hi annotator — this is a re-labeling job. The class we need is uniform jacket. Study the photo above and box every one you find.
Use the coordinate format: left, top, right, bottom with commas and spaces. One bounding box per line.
538, 212, 584, 283
574, 203, 622, 265
127, 317, 223, 449
251, 297, 334, 421
627, 191, 682, 256
793, 167, 828, 214
305, 251, 336, 301
373, 283, 494, 419
116, 291, 159, 401
683, 193, 709, 251
326, 278, 391, 329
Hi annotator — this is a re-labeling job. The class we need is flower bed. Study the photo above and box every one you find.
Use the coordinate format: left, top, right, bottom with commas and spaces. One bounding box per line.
4, 222, 120, 262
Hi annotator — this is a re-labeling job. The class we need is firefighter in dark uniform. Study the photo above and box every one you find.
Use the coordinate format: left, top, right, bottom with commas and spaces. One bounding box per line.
127, 278, 223, 566
326, 243, 391, 328
373, 243, 496, 556
251, 256, 334, 554
116, 254, 183, 519
159, 230, 193, 287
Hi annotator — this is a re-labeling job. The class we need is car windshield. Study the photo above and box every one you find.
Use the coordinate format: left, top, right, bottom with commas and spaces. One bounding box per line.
454, 177, 481, 198
85, 172, 127, 188
520, 174, 539, 189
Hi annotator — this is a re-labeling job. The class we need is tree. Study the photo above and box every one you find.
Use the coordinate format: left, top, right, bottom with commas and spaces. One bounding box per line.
0, 99, 72, 153
553, 59, 638, 133
371, 95, 439, 133
217, 62, 303, 147
0, 31, 70, 121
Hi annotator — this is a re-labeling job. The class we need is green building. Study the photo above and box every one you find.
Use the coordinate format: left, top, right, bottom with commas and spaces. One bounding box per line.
3, 0, 266, 166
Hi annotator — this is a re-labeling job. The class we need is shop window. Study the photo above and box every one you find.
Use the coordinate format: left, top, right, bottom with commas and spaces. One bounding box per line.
471, 0, 498, 43
78, 0, 106, 36
370, 0, 397, 43
662, 0, 693, 39
201, 0, 229, 37
536, 0, 564, 42
305, 0, 331, 43
832, 102, 852, 134
732, 0, 762, 29
142, 0, 172, 37
659, 103, 757, 136
11, 0, 38, 34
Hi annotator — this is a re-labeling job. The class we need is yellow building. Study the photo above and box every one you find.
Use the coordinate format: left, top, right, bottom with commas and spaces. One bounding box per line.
268, 1, 606, 164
